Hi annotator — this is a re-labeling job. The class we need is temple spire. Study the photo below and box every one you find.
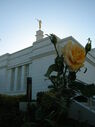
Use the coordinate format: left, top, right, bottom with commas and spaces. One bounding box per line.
36, 19, 44, 41
37, 19, 42, 30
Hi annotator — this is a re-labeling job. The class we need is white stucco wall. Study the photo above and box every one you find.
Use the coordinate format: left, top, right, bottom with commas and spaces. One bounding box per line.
0, 35, 95, 99
77, 53, 95, 84
0, 68, 7, 91
77, 61, 95, 84
0, 54, 9, 92
31, 54, 55, 99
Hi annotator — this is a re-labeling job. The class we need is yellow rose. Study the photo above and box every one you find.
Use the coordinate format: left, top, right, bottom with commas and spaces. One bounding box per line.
62, 41, 86, 71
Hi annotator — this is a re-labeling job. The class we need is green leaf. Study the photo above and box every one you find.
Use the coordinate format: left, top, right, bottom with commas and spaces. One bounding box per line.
45, 64, 58, 77
68, 71, 76, 81
55, 56, 64, 75
35, 107, 44, 121
55, 56, 64, 66
46, 110, 56, 119
81, 84, 95, 97
21, 122, 37, 127
48, 85, 55, 89
70, 80, 95, 97
45, 119, 56, 127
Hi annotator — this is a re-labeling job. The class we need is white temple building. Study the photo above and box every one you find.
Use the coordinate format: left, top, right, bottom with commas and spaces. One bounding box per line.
0, 29, 95, 99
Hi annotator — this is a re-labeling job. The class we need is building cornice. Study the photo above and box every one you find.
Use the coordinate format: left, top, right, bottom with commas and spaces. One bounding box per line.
30, 50, 56, 61
0, 65, 7, 69
7, 60, 32, 69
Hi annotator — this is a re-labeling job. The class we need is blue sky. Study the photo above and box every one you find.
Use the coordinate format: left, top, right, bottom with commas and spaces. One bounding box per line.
0, 0, 95, 55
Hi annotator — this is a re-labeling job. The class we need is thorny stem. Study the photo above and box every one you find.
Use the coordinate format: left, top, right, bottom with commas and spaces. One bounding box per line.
63, 65, 68, 87
49, 76, 56, 87
46, 34, 59, 57
64, 65, 68, 77
54, 44, 59, 57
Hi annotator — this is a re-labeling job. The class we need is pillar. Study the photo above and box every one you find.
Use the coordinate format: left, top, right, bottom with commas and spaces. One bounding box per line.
14, 67, 18, 91
21, 65, 25, 91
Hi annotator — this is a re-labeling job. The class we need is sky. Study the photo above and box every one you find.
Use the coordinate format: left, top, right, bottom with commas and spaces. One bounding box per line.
0, 0, 95, 55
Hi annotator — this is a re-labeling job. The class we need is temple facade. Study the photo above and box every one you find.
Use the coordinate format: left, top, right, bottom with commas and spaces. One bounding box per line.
0, 30, 95, 99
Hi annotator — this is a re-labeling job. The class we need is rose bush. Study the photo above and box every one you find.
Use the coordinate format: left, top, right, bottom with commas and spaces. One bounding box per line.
62, 41, 86, 71
23, 34, 94, 127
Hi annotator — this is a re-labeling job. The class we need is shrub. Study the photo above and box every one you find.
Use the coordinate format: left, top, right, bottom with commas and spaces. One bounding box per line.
0, 94, 27, 127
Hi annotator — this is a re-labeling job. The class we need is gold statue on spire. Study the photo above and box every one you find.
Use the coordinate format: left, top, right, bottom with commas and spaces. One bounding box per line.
36, 19, 42, 30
